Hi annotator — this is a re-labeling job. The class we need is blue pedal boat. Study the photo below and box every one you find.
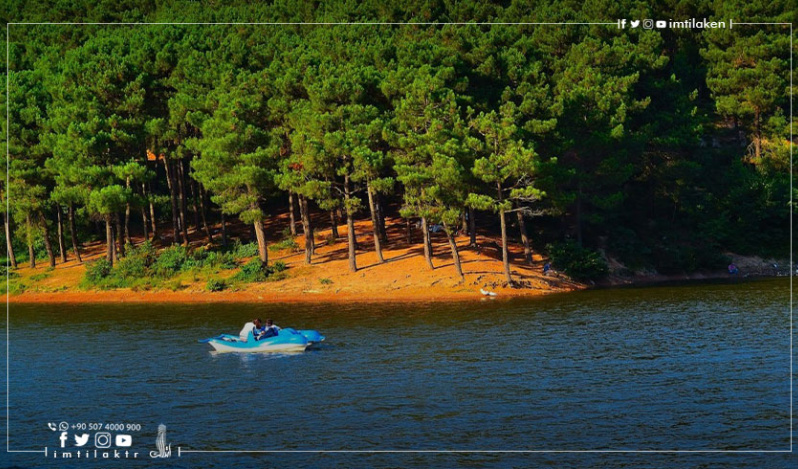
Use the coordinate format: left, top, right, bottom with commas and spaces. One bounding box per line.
199, 324, 325, 353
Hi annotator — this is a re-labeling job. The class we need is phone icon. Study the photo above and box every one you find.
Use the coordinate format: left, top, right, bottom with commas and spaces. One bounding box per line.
47, 423, 57, 431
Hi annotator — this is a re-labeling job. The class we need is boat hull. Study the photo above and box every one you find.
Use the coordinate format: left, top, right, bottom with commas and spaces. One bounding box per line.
202, 327, 321, 353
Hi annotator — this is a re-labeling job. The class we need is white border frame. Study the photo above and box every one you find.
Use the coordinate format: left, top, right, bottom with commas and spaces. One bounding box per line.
4, 19, 794, 457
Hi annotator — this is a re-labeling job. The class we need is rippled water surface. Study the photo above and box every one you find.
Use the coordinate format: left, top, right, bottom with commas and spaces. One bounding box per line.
4, 278, 795, 468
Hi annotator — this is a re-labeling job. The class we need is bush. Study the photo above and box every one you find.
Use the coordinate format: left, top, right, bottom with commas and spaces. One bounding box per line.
85, 258, 112, 283
319, 278, 333, 285
232, 259, 288, 283
152, 245, 189, 276
232, 241, 259, 260
233, 258, 270, 282
547, 241, 609, 281
268, 238, 299, 252
206, 278, 226, 292
202, 251, 238, 270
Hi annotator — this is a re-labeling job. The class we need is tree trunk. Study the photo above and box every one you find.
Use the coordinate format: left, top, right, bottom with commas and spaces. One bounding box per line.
163, 157, 181, 244
140, 204, 149, 242
330, 210, 339, 239
499, 208, 512, 284
4, 212, 17, 268
55, 205, 67, 263
27, 213, 35, 269
517, 210, 532, 265
105, 215, 114, 266
288, 192, 298, 236
461, 213, 468, 235
190, 179, 201, 234
443, 222, 464, 282
367, 184, 384, 263
115, 212, 125, 258
468, 207, 476, 247
344, 175, 357, 272
498, 182, 512, 283
124, 177, 132, 245
253, 219, 268, 265
299, 195, 313, 264
220, 211, 228, 247
420, 217, 434, 270
198, 184, 213, 244
177, 159, 190, 244
40, 212, 56, 268
406, 218, 412, 244
68, 203, 82, 263
376, 194, 388, 243
147, 182, 158, 241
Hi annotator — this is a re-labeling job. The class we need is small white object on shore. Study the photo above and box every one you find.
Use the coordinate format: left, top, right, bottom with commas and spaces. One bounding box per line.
480, 288, 498, 297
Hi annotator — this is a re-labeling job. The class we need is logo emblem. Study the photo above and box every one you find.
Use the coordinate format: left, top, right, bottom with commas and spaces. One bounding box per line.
150, 424, 171, 459
74, 433, 90, 447
115, 434, 133, 447
630, 20, 640, 28
95, 432, 112, 449
59, 432, 68, 448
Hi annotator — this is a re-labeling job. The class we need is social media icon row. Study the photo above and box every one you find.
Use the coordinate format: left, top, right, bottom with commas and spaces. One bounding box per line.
618, 19, 667, 29
59, 431, 132, 448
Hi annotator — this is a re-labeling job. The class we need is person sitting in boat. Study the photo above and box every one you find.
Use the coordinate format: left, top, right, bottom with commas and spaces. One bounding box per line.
252, 318, 280, 341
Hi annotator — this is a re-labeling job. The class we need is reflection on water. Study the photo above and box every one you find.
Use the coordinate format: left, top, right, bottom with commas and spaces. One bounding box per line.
4, 278, 795, 468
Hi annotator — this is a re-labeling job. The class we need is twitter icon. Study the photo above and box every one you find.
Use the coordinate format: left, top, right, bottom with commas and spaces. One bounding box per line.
74, 433, 90, 447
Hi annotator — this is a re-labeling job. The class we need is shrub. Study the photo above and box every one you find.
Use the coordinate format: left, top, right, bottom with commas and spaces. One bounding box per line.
85, 258, 112, 283
233, 258, 270, 282
319, 278, 333, 285
547, 241, 609, 281
152, 245, 188, 276
203, 251, 238, 270
116, 255, 148, 279
206, 278, 226, 292
268, 238, 299, 252
232, 241, 259, 260
267, 271, 288, 282
272, 260, 287, 272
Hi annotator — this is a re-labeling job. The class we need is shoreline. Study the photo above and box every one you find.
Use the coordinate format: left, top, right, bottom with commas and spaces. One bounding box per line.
8, 272, 785, 305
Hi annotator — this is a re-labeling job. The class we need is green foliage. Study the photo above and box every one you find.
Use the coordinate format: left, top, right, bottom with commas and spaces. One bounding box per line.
547, 241, 609, 281
206, 278, 226, 292
233, 258, 271, 283
231, 242, 259, 260
4, 3, 792, 286
84, 258, 112, 283
269, 238, 299, 252
152, 245, 189, 276
319, 278, 333, 285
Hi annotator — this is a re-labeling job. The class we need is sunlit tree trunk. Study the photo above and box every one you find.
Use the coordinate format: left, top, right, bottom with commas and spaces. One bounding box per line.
443, 222, 464, 282
55, 205, 67, 263
517, 211, 532, 265
421, 217, 434, 270
68, 203, 82, 263
367, 184, 384, 263
4, 212, 17, 268
344, 174, 357, 272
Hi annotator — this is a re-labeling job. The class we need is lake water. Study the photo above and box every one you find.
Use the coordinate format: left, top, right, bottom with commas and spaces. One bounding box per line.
3, 278, 795, 468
